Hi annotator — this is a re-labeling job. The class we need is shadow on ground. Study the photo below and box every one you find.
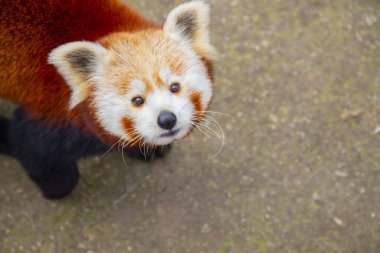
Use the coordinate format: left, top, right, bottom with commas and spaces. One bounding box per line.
1, 0, 380, 252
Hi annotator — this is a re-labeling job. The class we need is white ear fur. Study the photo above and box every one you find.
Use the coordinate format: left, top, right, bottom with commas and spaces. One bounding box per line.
48, 41, 109, 109
164, 1, 216, 59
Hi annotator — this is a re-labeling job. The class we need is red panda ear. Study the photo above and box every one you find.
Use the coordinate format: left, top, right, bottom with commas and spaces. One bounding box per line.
48, 42, 110, 109
164, 1, 216, 59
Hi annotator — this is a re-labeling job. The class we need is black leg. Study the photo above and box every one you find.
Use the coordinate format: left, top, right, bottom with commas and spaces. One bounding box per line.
26, 160, 79, 199
8, 108, 81, 199
8, 107, 103, 199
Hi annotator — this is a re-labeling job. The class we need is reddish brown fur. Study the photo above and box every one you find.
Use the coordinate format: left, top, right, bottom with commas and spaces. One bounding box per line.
152, 71, 166, 89
142, 77, 154, 93
190, 91, 203, 113
121, 117, 140, 146
0, 0, 157, 128
200, 56, 214, 82
0, 0, 214, 144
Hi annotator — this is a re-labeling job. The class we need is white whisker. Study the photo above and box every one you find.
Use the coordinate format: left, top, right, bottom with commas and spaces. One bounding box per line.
121, 145, 129, 169
196, 110, 233, 118
99, 134, 127, 159
192, 112, 225, 159
192, 122, 212, 138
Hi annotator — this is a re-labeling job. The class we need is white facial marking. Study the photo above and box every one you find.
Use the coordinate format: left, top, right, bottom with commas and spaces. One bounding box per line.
92, 76, 128, 138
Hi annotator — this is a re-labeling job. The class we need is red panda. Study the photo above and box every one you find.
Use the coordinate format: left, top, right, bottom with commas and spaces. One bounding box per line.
0, 0, 215, 198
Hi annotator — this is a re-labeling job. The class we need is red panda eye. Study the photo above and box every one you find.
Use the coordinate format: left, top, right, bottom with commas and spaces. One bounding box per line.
170, 83, 181, 93
132, 96, 144, 107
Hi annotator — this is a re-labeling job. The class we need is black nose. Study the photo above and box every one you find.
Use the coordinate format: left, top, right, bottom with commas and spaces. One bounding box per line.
157, 110, 177, 130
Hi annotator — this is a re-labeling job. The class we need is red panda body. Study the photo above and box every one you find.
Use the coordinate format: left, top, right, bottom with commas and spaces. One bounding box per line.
0, 0, 215, 199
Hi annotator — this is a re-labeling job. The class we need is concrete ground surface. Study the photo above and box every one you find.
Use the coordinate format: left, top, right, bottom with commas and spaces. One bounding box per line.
1, 0, 380, 252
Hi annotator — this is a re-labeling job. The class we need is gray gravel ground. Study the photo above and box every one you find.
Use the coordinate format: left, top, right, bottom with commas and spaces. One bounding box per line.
1, 0, 380, 252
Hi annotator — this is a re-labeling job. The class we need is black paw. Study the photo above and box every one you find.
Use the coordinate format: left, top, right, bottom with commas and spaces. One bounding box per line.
29, 162, 79, 199
125, 144, 172, 161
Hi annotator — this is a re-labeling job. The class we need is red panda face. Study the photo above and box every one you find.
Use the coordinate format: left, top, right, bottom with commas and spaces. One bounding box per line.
49, 1, 215, 146
92, 31, 213, 146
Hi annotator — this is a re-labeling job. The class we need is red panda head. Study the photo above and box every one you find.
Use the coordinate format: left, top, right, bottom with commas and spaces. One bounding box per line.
49, 1, 215, 146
